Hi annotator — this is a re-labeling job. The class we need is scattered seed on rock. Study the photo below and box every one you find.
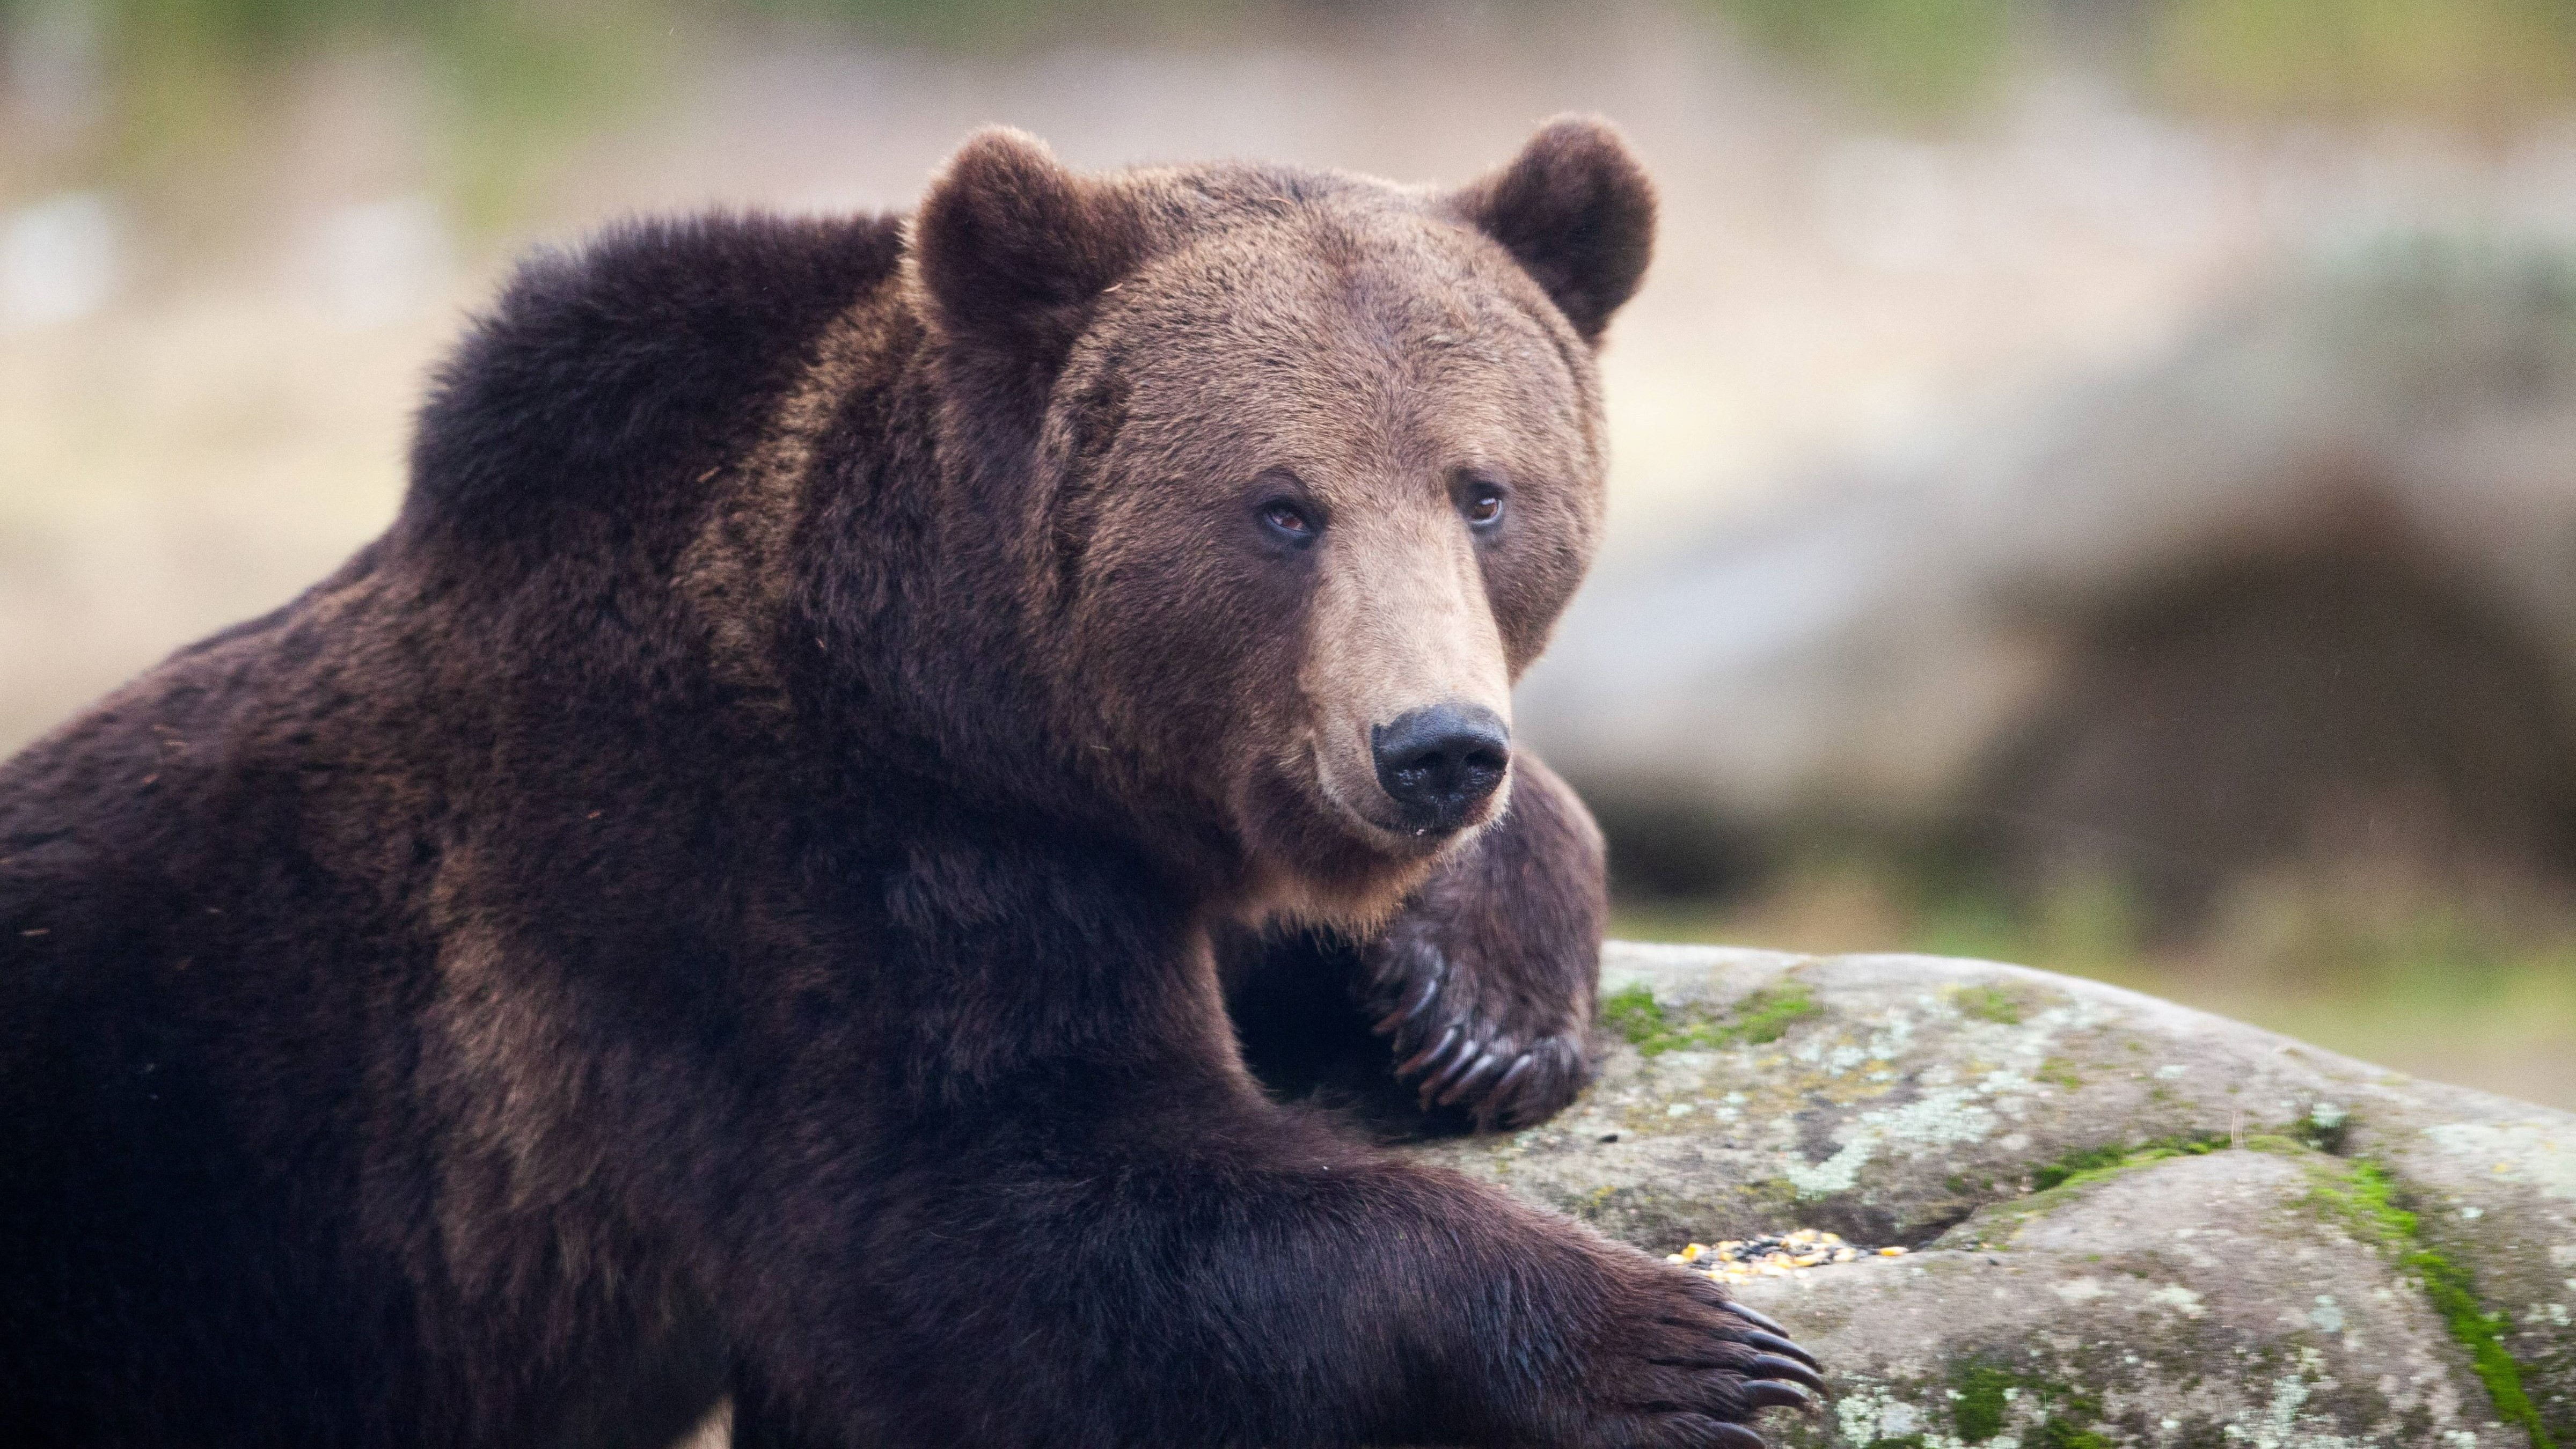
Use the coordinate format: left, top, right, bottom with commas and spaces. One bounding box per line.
1662, 1229, 1899, 1284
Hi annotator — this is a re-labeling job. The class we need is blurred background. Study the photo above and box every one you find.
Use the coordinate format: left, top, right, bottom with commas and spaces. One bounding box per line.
6, 0, 2576, 1105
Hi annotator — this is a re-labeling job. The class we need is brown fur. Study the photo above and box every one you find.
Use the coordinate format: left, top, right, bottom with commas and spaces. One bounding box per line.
0, 121, 1824, 1448
933, 129, 1617, 922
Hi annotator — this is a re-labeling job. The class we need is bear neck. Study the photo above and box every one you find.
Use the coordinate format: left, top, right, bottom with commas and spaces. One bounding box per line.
767, 281, 1256, 910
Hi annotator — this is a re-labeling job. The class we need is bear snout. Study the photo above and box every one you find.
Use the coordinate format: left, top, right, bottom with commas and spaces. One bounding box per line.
1370, 702, 1511, 834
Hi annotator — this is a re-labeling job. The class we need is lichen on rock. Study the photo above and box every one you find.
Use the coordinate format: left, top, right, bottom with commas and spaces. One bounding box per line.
1405, 943, 2576, 1446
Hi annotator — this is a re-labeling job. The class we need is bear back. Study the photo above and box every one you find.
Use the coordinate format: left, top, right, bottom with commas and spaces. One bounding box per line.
402, 211, 904, 555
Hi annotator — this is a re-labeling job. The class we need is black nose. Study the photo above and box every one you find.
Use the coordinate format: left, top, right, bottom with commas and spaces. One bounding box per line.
1371, 704, 1511, 832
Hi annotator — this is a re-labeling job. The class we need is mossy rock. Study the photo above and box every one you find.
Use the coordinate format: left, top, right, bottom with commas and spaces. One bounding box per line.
1407, 943, 2576, 1447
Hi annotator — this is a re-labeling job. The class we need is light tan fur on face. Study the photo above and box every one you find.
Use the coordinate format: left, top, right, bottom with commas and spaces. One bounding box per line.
1300, 493, 1514, 848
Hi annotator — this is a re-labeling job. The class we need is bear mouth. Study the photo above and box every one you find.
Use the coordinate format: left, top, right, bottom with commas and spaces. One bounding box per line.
1229, 739, 1494, 934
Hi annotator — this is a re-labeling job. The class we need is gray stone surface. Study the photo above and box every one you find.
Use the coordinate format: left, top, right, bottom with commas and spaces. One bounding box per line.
1748, 1151, 2497, 1447
1408, 942, 2576, 1447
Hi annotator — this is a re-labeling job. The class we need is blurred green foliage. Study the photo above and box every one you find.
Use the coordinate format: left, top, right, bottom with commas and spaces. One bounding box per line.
17, 0, 2576, 128
1699, 0, 2018, 116
1702, 0, 2576, 122
2, 0, 1224, 225
8, 0, 670, 226
2154, 0, 2576, 129
12, 0, 2576, 224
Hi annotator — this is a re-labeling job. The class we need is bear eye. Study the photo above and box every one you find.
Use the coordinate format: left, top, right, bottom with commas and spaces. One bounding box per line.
1258, 499, 1319, 544
1459, 480, 1506, 529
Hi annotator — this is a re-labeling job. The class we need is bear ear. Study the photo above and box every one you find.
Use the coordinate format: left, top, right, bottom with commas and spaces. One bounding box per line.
912, 127, 1145, 375
1450, 116, 1656, 347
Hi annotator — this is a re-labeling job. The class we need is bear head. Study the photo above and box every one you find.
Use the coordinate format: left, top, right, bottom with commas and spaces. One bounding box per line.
909, 118, 1653, 928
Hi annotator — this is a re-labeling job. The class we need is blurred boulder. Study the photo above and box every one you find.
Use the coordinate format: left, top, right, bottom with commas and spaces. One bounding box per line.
1413, 941, 2576, 1447
1524, 237, 2576, 919
1975, 503, 2576, 926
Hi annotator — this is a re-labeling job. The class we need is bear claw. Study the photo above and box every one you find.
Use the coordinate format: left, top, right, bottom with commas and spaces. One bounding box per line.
1744, 1380, 1817, 1412
1429, 1048, 1505, 1106
1372, 970, 1442, 1036
1395, 1024, 1463, 1079
1717, 1301, 1788, 1337
1744, 1354, 1827, 1395
1740, 1330, 1816, 1368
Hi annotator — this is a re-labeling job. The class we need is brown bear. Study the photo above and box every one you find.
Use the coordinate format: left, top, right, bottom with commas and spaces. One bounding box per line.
0, 120, 1821, 1447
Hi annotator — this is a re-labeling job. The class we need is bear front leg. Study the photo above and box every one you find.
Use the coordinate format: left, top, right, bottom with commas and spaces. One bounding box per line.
1366, 752, 1607, 1131
738, 1098, 1820, 1448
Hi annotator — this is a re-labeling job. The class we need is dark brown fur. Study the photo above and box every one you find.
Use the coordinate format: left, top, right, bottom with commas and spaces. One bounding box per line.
0, 121, 1818, 1448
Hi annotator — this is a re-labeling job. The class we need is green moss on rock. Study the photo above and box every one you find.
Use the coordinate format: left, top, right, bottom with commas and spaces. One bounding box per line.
2307, 1158, 2559, 1448
2029, 1131, 2223, 1192
1943, 1356, 2112, 1446
1599, 981, 1821, 1056
1950, 1360, 2012, 1440
1955, 985, 2023, 1025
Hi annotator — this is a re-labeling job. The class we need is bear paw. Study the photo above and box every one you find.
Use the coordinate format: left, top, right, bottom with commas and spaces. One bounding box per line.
1366, 926, 1593, 1132
1548, 1267, 1826, 1448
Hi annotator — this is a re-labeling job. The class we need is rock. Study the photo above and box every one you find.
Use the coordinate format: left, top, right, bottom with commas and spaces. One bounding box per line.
1757, 1151, 2497, 1448
1408, 942, 2576, 1447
